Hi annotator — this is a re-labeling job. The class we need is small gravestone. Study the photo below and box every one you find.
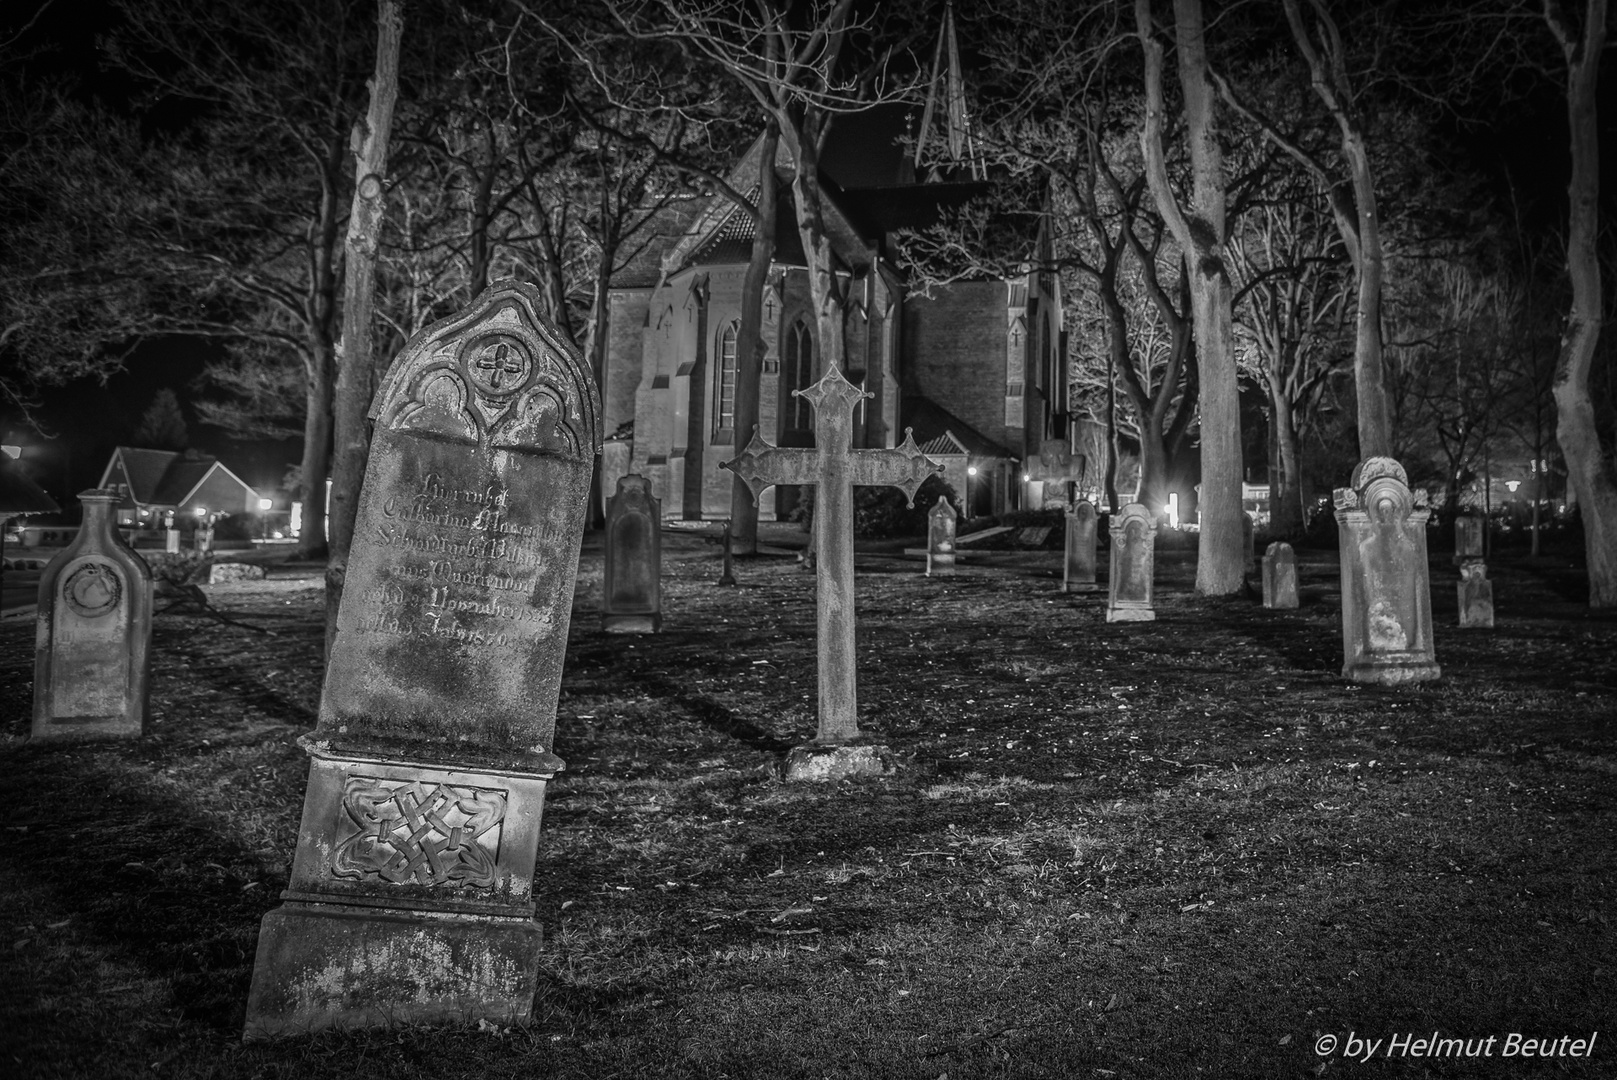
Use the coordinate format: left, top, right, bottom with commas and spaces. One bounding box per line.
1453, 511, 1484, 566
717, 520, 737, 586
1333, 457, 1440, 684
32, 489, 153, 742
1458, 561, 1494, 628
245, 280, 601, 1038
1107, 503, 1156, 622
602, 473, 661, 633
1262, 541, 1299, 609
1063, 499, 1099, 593
1242, 513, 1256, 577
926, 495, 957, 576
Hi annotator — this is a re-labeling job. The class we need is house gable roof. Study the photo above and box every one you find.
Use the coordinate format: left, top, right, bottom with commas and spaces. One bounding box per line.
100, 447, 258, 509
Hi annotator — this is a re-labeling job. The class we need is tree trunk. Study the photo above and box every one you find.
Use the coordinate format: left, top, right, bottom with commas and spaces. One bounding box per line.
730, 123, 780, 555
326, 0, 404, 646
1267, 375, 1305, 537
296, 349, 333, 560
784, 131, 847, 380
1550, 0, 1617, 605
1136, 0, 1244, 595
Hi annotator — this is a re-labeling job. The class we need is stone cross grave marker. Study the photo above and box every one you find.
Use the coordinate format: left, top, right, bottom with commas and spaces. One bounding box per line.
723, 365, 939, 779
1458, 561, 1494, 628
1333, 457, 1439, 684
244, 280, 601, 1038
602, 473, 661, 633
32, 488, 153, 742
1064, 499, 1100, 593
926, 494, 958, 576
1107, 503, 1157, 622
1262, 541, 1299, 609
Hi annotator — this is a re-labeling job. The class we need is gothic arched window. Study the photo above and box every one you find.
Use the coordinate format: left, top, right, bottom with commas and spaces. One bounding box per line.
715, 320, 739, 435
785, 319, 814, 431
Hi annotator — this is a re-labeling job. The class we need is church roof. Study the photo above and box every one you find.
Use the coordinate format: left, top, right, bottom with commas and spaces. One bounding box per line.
902, 395, 1017, 461
685, 184, 809, 268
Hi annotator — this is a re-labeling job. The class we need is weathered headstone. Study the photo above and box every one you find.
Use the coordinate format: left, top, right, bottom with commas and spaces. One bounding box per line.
1026, 438, 1086, 506
1242, 512, 1256, 577
602, 473, 661, 633
32, 488, 153, 742
926, 494, 957, 576
1333, 457, 1440, 684
1106, 503, 1157, 623
1063, 499, 1099, 593
1458, 561, 1494, 628
244, 281, 600, 1038
1261, 541, 1299, 610
1453, 511, 1484, 566
723, 366, 939, 780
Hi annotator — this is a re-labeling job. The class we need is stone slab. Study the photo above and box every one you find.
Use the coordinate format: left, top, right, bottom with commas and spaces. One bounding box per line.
784, 743, 897, 782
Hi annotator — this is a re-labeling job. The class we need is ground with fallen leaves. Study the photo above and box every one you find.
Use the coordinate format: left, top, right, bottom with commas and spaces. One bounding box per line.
1, 528, 1613, 1079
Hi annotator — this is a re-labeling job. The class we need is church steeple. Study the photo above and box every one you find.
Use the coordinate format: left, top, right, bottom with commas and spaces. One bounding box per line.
911, 2, 983, 182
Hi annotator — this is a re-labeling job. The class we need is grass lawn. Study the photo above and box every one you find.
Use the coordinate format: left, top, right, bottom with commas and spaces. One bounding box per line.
1, 531, 1613, 1079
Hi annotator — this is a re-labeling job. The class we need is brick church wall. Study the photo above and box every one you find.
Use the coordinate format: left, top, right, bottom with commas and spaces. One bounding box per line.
903, 281, 1023, 452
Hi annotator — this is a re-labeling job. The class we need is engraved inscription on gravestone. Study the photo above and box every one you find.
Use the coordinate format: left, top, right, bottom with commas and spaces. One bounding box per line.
245, 280, 600, 1039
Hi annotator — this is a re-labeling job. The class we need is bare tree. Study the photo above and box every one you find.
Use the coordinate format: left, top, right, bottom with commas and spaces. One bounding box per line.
1231, 184, 1353, 536
1135, 0, 1245, 595
327, 0, 403, 642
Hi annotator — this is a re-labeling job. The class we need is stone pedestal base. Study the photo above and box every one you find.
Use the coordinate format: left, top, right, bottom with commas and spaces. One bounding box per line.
1106, 605, 1155, 623
244, 903, 542, 1039
1343, 652, 1442, 685
603, 613, 659, 633
784, 743, 896, 781
926, 553, 955, 576
1062, 581, 1100, 594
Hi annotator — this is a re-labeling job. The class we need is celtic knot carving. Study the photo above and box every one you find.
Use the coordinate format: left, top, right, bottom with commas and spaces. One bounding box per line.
331, 776, 506, 887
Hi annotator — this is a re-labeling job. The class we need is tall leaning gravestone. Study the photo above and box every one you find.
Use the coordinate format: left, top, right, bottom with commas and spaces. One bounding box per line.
33, 488, 153, 742
245, 281, 601, 1038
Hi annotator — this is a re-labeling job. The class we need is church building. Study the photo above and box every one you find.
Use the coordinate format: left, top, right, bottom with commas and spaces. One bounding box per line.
599, 7, 1072, 522
598, 136, 1069, 522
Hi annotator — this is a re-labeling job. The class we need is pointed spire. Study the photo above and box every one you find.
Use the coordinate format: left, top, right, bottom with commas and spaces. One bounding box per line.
912, 2, 983, 182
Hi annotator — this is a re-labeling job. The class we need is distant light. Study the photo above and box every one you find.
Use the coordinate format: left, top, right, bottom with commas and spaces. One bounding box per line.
1167, 492, 1180, 530
258, 498, 273, 511
1505, 481, 1520, 493
1022, 473, 1031, 483
967, 466, 978, 477
194, 506, 208, 517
